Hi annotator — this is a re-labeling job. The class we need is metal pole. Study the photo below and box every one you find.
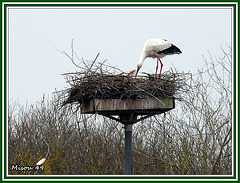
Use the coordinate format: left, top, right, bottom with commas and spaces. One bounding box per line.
124, 124, 132, 175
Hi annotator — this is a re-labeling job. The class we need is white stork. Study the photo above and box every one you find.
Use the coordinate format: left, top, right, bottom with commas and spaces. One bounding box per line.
128, 68, 155, 81
129, 39, 182, 78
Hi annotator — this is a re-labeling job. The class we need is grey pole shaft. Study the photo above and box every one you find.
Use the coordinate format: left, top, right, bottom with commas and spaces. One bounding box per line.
124, 124, 132, 175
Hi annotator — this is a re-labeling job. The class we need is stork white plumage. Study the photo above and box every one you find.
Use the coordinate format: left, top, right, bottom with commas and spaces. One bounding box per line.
129, 39, 182, 78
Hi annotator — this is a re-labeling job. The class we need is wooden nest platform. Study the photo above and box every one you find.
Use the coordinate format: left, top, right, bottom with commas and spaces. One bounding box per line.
81, 97, 174, 115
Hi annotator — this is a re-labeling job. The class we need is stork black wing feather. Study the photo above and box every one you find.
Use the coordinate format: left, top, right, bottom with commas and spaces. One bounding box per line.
158, 44, 182, 55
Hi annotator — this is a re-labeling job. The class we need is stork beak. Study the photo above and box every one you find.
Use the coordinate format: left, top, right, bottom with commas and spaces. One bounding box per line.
135, 68, 140, 78
127, 72, 133, 76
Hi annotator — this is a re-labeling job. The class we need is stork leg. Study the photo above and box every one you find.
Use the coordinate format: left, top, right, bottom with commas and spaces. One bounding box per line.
158, 58, 163, 78
155, 59, 159, 78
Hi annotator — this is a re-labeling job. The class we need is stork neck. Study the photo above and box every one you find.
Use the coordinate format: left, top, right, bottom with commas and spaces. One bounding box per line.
137, 52, 147, 68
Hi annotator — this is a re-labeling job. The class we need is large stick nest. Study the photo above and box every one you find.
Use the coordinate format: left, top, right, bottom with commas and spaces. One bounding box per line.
61, 53, 190, 106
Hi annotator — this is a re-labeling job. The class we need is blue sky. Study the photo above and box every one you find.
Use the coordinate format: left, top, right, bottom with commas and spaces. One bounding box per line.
8, 5, 232, 104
